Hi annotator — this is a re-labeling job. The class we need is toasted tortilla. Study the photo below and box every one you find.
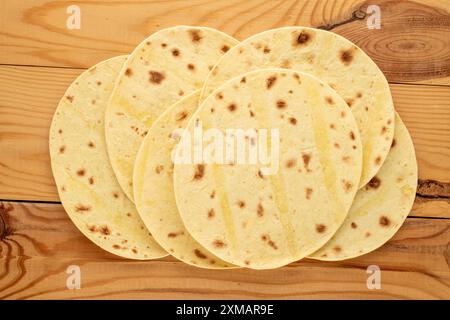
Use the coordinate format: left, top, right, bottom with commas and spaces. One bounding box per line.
133, 91, 236, 269
105, 26, 239, 202
309, 113, 417, 260
201, 27, 394, 188
49, 56, 167, 260
174, 69, 362, 269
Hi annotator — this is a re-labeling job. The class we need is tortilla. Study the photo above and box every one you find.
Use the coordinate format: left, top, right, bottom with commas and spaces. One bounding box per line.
201, 27, 394, 188
133, 91, 236, 269
49, 56, 167, 260
309, 113, 417, 260
173, 68, 363, 269
105, 26, 239, 202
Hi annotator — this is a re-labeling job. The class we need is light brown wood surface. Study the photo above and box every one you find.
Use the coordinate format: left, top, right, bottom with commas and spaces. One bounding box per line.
0, 0, 449, 299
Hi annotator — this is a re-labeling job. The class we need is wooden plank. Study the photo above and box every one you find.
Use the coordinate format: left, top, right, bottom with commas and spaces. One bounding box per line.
0, 0, 449, 84
0, 65, 449, 218
0, 202, 449, 299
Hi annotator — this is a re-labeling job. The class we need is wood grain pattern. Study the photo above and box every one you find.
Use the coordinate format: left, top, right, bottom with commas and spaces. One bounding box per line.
0, 65, 449, 219
0, 202, 449, 299
0, 0, 449, 84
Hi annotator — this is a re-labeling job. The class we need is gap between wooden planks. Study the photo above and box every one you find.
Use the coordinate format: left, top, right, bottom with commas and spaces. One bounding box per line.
0, 201, 449, 299
0, 64, 449, 217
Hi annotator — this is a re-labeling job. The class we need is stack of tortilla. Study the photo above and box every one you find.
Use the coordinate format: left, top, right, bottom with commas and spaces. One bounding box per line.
49, 26, 417, 269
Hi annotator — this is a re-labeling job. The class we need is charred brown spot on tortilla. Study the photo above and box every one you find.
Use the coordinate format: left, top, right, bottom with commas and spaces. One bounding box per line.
113, 244, 121, 249
210, 108, 215, 113
221, 45, 230, 53
367, 176, 381, 189
340, 48, 354, 65
263, 46, 271, 54
58, 129, 63, 134
391, 139, 396, 149
58, 145, 65, 154
343, 180, 353, 192
286, 159, 296, 168
356, 92, 363, 98
302, 153, 311, 171
293, 73, 301, 84
112, 192, 119, 199
257, 170, 265, 179
124, 68, 133, 77
365, 232, 371, 237
87, 141, 95, 148
132, 248, 138, 254
329, 123, 336, 130
176, 111, 188, 121
100, 225, 111, 235
351, 222, 358, 229
325, 96, 335, 105
178, 90, 184, 96
193, 164, 205, 180
171, 48, 180, 57
161, 43, 167, 48
342, 155, 351, 163
88, 225, 97, 232
281, 59, 291, 68
257, 203, 264, 217
289, 117, 297, 125
207, 209, 215, 219
76, 169, 85, 176
194, 249, 207, 259
261, 234, 278, 250
96, 81, 102, 86
375, 156, 382, 165
341, 111, 347, 118
295, 30, 313, 46
126, 212, 131, 217
187, 63, 195, 71
66, 95, 74, 102
88, 177, 94, 185
189, 29, 202, 42
276, 100, 286, 109
249, 110, 255, 117
213, 239, 226, 248
305, 188, 313, 200
379, 216, 390, 227
155, 165, 164, 174
333, 246, 342, 253
210, 190, 215, 199
61, 186, 66, 192
334, 142, 340, 149
168, 232, 182, 238
349, 131, 356, 140
316, 224, 326, 233
266, 76, 277, 89
75, 204, 91, 212
381, 126, 388, 135
345, 98, 354, 107
240, 77, 246, 83
237, 200, 246, 209
244, 260, 250, 265
215, 92, 223, 99
149, 71, 165, 84
228, 103, 237, 112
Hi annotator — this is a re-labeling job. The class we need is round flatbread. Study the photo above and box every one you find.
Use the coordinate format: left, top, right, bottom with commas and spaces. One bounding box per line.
133, 91, 236, 269
105, 26, 239, 202
201, 26, 394, 188
49, 56, 167, 260
173, 69, 363, 269
309, 113, 417, 260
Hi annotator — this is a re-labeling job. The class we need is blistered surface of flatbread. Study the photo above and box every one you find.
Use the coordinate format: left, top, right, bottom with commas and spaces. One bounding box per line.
174, 69, 363, 269
49, 56, 167, 260
134, 91, 236, 269
310, 113, 417, 260
201, 27, 394, 188
106, 26, 239, 201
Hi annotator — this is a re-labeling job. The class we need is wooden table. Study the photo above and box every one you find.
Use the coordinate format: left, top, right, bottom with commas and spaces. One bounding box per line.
0, 0, 449, 300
